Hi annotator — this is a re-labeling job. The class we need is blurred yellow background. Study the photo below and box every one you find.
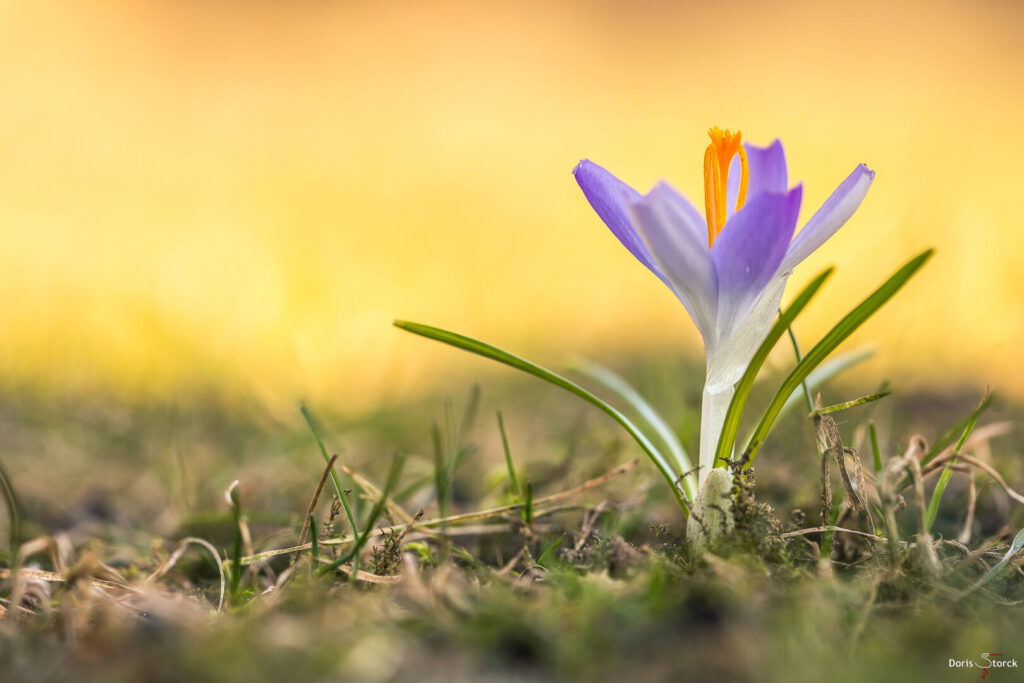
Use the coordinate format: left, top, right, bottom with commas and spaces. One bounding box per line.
0, 0, 1021, 411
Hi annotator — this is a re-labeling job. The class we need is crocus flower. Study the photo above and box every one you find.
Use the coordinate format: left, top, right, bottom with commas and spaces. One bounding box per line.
574, 127, 874, 491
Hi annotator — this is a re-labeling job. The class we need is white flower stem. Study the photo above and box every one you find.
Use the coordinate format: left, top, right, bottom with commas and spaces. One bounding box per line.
699, 385, 735, 487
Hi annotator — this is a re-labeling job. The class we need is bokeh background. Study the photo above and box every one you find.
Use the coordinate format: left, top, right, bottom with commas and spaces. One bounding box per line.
1, 0, 1021, 413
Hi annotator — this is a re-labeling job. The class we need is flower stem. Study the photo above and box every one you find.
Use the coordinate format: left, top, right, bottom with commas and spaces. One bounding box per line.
700, 385, 735, 486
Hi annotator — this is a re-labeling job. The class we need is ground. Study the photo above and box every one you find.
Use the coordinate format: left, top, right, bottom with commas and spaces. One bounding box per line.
0, 355, 1020, 682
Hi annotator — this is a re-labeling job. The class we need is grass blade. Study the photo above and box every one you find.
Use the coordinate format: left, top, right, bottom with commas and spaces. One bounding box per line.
393, 320, 688, 510
301, 404, 360, 547
0, 458, 23, 555
921, 390, 993, 468
714, 268, 834, 468
742, 249, 933, 463
321, 453, 406, 575
925, 392, 986, 532
869, 420, 882, 474
523, 482, 534, 525
810, 391, 891, 416
573, 358, 695, 501
537, 534, 566, 567
497, 412, 522, 501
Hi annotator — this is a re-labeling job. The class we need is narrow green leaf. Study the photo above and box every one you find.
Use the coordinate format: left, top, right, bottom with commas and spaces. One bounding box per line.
810, 391, 891, 416
537, 534, 566, 567
523, 482, 533, 525
921, 390, 993, 468
496, 412, 522, 502
869, 420, 882, 474
308, 515, 320, 568
393, 320, 688, 510
924, 392, 986, 532
301, 404, 360, 557
0, 457, 23, 555
227, 483, 244, 600
431, 419, 449, 520
321, 453, 406, 575
743, 249, 933, 464
573, 358, 695, 501
714, 268, 834, 468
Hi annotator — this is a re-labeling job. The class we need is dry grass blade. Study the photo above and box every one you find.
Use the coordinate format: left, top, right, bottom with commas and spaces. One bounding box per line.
815, 413, 871, 527
339, 463, 416, 525
926, 451, 1024, 506
313, 558, 404, 584
0, 567, 138, 594
239, 460, 638, 566
781, 526, 887, 543
147, 537, 226, 612
903, 448, 942, 576
296, 453, 339, 559
957, 470, 978, 545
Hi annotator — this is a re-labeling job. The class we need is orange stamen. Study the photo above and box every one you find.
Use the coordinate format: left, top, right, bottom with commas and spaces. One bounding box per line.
702, 127, 750, 246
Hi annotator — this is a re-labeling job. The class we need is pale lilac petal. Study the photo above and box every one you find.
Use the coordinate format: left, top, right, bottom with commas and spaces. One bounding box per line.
745, 140, 788, 197
779, 164, 874, 273
712, 186, 803, 299
726, 140, 788, 218
573, 160, 666, 282
641, 181, 708, 248
628, 183, 718, 341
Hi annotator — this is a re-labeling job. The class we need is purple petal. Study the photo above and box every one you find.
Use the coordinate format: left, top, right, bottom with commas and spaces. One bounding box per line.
711, 186, 803, 305
726, 140, 789, 217
573, 160, 665, 281
628, 183, 718, 340
780, 164, 875, 273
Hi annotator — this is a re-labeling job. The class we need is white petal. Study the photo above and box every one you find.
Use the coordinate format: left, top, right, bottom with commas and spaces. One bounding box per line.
705, 274, 788, 393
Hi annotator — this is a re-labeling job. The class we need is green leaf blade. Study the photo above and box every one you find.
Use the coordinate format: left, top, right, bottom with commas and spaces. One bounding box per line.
714, 267, 834, 468
393, 320, 688, 510
742, 249, 933, 464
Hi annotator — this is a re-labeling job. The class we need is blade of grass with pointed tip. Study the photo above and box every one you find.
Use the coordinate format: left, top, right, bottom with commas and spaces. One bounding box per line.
301, 404, 360, 550
537, 534, 566, 567
714, 268, 834, 468
921, 390, 993, 468
573, 358, 695, 501
523, 482, 533, 525
925, 393, 986, 532
869, 420, 883, 474
393, 320, 687, 510
320, 453, 406, 575
0, 458, 22, 555
742, 249, 933, 464
496, 412, 522, 502
811, 391, 891, 416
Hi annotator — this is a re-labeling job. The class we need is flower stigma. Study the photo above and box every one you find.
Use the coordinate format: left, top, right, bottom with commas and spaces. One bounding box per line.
702, 126, 749, 247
